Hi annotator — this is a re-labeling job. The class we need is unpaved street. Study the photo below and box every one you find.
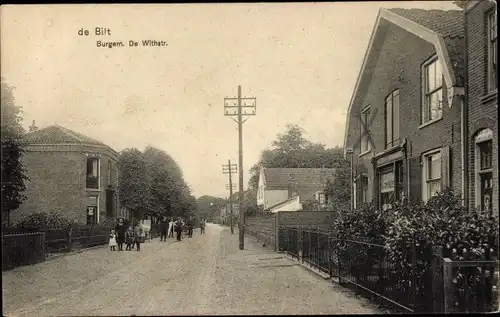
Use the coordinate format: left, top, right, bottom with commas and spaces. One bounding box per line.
3, 224, 380, 316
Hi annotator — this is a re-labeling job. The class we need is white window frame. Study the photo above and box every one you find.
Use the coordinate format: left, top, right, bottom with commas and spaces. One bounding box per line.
86, 157, 101, 190
360, 106, 371, 154
474, 129, 494, 211
422, 56, 443, 124
488, 10, 497, 92
422, 149, 442, 202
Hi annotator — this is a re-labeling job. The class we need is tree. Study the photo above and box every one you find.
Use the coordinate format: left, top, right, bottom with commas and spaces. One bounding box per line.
1, 79, 29, 226
117, 148, 151, 218
196, 195, 227, 220
324, 157, 351, 212
248, 124, 344, 189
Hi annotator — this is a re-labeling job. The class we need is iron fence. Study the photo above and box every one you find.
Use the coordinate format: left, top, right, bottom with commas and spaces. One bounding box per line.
275, 226, 499, 313
2, 231, 46, 271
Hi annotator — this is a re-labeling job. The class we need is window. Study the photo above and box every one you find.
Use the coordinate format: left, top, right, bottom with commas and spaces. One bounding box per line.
488, 10, 498, 91
377, 160, 404, 210
422, 57, 443, 123
107, 161, 112, 185
360, 106, 371, 153
423, 151, 442, 201
385, 90, 400, 148
355, 175, 369, 206
86, 157, 100, 189
317, 192, 326, 205
475, 129, 494, 212
86, 196, 99, 225
379, 170, 395, 210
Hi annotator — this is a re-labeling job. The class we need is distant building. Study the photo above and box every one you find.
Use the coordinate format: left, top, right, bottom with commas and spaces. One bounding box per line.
256, 167, 336, 212
463, 1, 498, 215
14, 123, 119, 224
343, 8, 465, 210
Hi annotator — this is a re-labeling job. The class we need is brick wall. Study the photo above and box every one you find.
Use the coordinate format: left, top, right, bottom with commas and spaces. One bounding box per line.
466, 1, 498, 216
14, 145, 119, 224
350, 19, 463, 205
245, 211, 337, 250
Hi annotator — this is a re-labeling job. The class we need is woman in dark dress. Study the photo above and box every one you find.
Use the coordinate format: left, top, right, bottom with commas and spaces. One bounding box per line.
115, 218, 127, 251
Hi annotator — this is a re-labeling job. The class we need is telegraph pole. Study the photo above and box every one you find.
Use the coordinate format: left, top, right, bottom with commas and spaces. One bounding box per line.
222, 160, 237, 234
224, 86, 256, 250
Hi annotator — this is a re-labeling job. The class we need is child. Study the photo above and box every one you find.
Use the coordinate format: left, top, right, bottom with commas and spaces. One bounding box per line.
109, 229, 117, 251
125, 226, 135, 251
134, 223, 144, 251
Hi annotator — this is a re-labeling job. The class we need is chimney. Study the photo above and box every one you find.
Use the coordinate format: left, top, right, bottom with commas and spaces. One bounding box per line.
29, 120, 38, 132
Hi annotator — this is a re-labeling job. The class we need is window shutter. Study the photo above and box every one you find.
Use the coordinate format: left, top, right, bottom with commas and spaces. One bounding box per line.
441, 146, 451, 189
409, 157, 422, 201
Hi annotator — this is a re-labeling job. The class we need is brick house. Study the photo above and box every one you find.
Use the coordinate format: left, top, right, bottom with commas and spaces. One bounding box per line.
343, 8, 466, 210
14, 123, 120, 224
462, 0, 498, 215
256, 167, 336, 211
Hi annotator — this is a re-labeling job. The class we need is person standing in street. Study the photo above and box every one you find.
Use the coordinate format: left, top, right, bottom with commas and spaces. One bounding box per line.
174, 217, 183, 241
187, 216, 194, 238
200, 218, 206, 235
134, 222, 144, 251
115, 218, 127, 251
159, 216, 168, 242
168, 218, 174, 238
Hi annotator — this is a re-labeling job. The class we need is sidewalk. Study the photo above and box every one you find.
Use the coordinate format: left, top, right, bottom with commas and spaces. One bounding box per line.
211, 227, 382, 315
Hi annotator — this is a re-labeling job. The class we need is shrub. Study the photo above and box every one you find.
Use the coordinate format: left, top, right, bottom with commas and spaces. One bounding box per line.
383, 188, 498, 311
16, 212, 78, 230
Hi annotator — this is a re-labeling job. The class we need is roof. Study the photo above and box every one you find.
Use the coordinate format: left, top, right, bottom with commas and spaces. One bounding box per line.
343, 7, 465, 153
24, 124, 107, 146
387, 8, 465, 85
268, 195, 299, 211
263, 168, 336, 190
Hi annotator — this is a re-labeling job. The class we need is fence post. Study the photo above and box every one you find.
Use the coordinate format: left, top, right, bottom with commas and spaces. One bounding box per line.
67, 227, 73, 252
328, 234, 332, 278
274, 213, 279, 252
443, 258, 454, 313
298, 227, 303, 263
41, 231, 46, 261
431, 245, 444, 313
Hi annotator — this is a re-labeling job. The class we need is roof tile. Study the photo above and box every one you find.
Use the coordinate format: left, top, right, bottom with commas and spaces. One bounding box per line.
263, 168, 336, 190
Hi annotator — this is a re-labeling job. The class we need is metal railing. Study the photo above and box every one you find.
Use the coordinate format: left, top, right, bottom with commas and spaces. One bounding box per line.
276, 226, 499, 313
2, 231, 46, 271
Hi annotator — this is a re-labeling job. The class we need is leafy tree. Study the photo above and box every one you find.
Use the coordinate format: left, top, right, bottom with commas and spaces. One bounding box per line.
196, 195, 227, 220
324, 158, 351, 212
248, 124, 344, 189
1, 79, 29, 226
117, 148, 151, 218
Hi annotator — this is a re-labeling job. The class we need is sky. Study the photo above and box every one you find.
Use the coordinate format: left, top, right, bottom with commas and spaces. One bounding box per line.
1, 1, 460, 199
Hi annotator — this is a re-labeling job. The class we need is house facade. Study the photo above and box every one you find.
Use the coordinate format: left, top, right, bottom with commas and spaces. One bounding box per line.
14, 123, 120, 224
256, 167, 336, 211
463, 0, 498, 216
343, 8, 466, 210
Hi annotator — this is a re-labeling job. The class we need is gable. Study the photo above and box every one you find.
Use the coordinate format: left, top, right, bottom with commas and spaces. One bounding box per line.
343, 8, 465, 154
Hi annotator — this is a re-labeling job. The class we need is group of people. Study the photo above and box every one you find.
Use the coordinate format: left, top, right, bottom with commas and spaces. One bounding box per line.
109, 216, 207, 251
158, 216, 207, 242
109, 218, 144, 251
